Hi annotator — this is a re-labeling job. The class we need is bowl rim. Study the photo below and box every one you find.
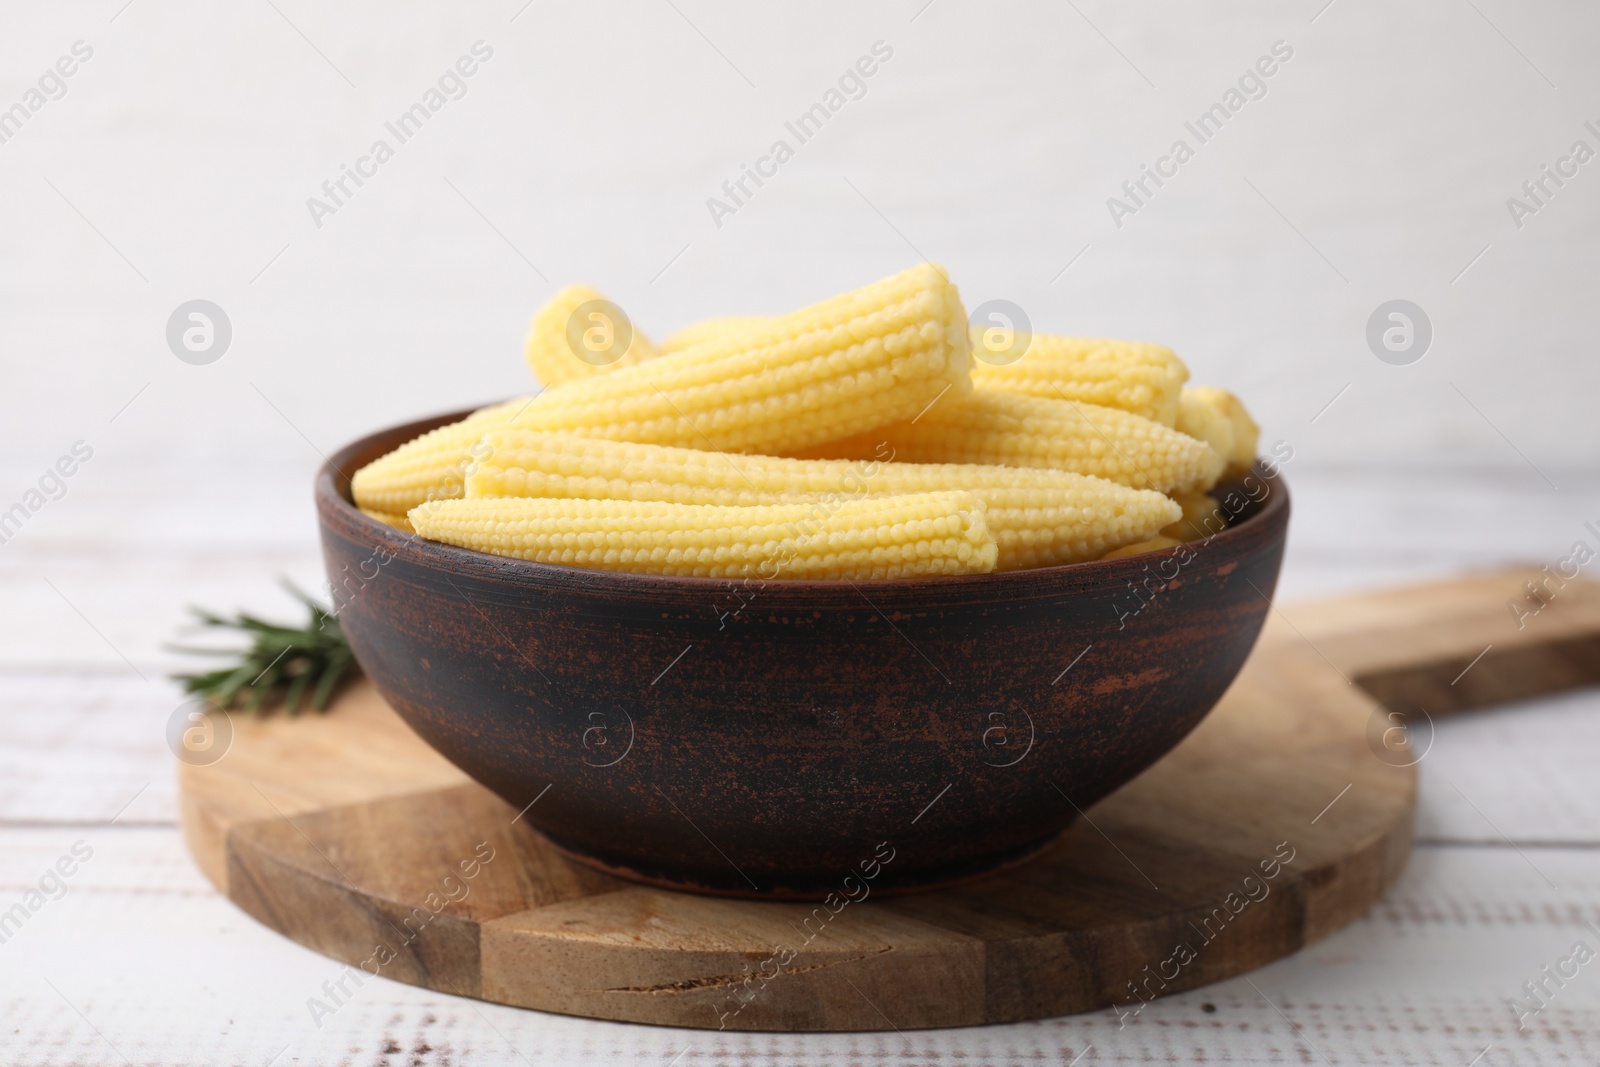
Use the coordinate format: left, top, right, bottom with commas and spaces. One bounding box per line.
316, 405, 1290, 597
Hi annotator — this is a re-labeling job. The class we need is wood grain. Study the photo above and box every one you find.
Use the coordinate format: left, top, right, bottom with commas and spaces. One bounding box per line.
176, 571, 1600, 1031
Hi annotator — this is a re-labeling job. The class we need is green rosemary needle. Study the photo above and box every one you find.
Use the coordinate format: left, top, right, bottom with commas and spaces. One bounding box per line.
169, 581, 358, 714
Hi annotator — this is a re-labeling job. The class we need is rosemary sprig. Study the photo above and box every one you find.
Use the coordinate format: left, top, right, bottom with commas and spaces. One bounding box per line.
168, 581, 358, 714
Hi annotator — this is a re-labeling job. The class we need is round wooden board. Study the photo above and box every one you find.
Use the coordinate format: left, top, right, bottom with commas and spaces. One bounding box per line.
178, 571, 1600, 1031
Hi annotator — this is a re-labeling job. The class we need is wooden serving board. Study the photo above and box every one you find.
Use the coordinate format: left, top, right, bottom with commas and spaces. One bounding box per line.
178, 570, 1600, 1032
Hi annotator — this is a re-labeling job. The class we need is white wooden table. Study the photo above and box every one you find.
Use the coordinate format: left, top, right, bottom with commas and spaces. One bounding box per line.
4, 0, 1599, 1061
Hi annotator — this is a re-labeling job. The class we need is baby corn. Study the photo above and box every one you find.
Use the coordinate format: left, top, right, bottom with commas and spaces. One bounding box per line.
970, 332, 1188, 426
660, 319, 1191, 430
350, 396, 537, 515
799, 389, 1223, 495
518, 262, 970, 451
409, 491, 998, 579
1160, 491, 1225, 543
1176, 389, 1235, 467
358, 262, 1270, 580
525, 285, 660, 388
466, 429, 1182, 569
1186, 386, 1259, 469
360, 508, 415, 534
354, 263, 971, 513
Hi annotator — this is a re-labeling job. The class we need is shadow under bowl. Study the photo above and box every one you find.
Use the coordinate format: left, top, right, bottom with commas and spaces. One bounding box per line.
316, 409, 1290, 899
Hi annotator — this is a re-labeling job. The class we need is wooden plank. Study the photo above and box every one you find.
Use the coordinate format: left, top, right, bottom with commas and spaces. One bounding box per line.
1413, 685, 1600, 847
0, 674, 175, 826
0, 545, 326, 673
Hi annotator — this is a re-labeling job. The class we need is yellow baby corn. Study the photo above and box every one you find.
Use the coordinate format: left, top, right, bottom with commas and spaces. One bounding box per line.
466, 429, 1182, 569
360, 508, 415, 534
409, 491, 998, 579
1176, 390, 1235, 468
799, 389, 1223, 495
1186, 386, 1259, 468
653, 322, 1191, 429
517, 262, 970, 450
660, 316, 770, 354
1160, 491, 1224, 543
1102, 536, 1180, 559
525, 285, 660, 388
353, 263, 972, 512
350, 396, 538, 514
969, 332, 1188, 426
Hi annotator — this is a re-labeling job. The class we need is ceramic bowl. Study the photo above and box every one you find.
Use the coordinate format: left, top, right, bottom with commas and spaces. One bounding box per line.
316, 409, 1289, 898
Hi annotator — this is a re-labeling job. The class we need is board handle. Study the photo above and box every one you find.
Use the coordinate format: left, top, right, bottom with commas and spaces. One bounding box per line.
1276, 569, 1600, 719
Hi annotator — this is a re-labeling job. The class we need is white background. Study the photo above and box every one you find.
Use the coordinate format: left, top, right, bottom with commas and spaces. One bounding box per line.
1, 1, 1598, 1063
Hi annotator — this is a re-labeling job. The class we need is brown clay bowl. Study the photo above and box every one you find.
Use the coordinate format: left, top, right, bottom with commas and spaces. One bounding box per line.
316, 408, 1289, 899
